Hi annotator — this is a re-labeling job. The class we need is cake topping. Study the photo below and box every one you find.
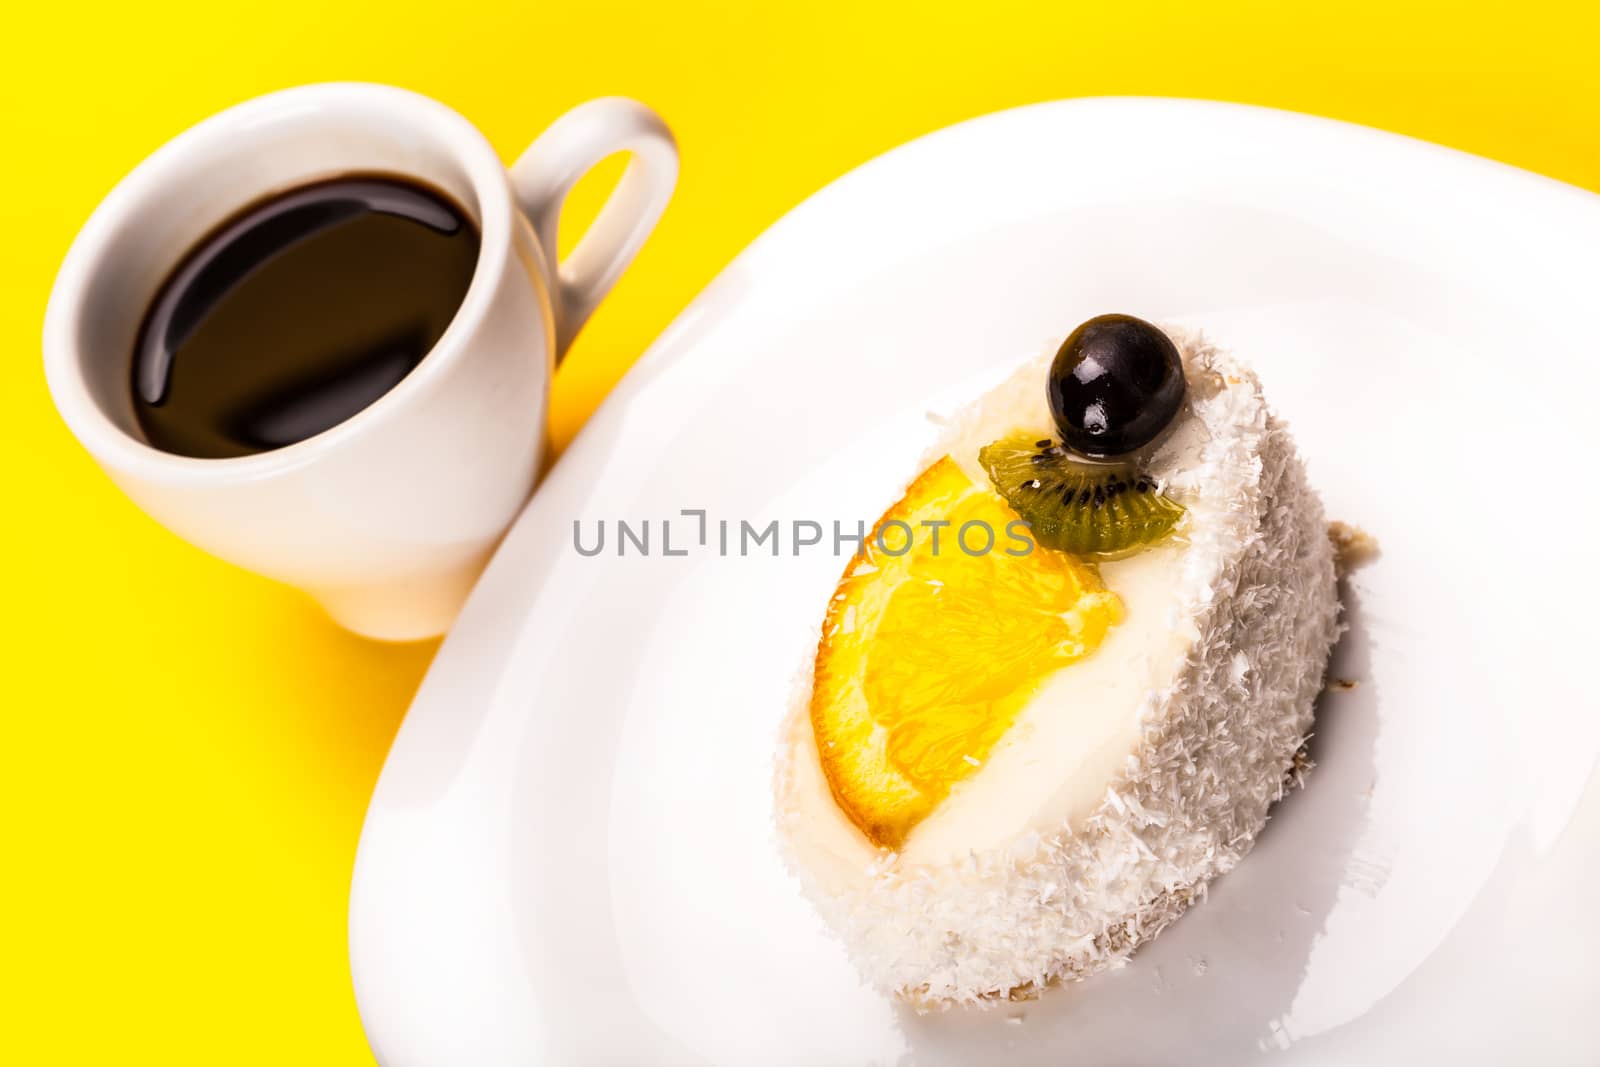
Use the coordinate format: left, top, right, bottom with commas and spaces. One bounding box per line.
978, 434, 1184, 555
1047, 313, 1186, 458
975, 316, 1189, 557
809, 458, 1123, 849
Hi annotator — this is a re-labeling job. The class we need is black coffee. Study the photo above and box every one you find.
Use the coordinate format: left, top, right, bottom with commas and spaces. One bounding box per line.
131, 174, 479, 459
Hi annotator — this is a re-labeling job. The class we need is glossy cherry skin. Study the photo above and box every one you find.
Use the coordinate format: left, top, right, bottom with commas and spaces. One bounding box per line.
1047, 314, 1186, 458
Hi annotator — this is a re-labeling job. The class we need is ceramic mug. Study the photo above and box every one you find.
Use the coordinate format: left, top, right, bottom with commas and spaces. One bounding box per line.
44, 82, 677, 640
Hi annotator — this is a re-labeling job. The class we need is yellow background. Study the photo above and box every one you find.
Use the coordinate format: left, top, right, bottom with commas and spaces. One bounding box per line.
3, 1, 1597, 1062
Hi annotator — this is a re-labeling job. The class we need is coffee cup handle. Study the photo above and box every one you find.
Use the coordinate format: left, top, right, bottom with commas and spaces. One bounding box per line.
509, 98, 679, 358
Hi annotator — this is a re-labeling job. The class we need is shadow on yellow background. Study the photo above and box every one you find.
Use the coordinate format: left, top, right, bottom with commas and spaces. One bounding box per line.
3, 1, 1596, 1062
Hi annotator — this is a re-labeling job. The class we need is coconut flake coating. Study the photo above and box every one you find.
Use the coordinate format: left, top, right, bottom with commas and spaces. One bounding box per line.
775, 329, 1342, 1006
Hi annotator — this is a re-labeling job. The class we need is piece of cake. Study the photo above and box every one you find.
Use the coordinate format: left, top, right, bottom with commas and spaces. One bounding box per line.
775, 314, 1341, 1007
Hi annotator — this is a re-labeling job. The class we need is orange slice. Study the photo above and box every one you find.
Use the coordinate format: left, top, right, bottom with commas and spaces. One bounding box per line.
810, 457, 1124, 849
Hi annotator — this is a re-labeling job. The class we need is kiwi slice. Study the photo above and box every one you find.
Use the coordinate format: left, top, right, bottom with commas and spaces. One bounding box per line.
978, 433, 1184, 556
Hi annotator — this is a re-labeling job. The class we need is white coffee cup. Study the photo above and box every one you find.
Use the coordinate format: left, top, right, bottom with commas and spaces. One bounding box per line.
44, 83, 677, 641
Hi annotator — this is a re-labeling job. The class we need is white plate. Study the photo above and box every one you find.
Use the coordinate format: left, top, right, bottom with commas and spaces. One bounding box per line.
350, 98, 1600, 1065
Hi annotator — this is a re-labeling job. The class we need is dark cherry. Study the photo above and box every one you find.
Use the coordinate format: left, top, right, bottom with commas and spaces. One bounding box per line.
1047, 314, 1186, 458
